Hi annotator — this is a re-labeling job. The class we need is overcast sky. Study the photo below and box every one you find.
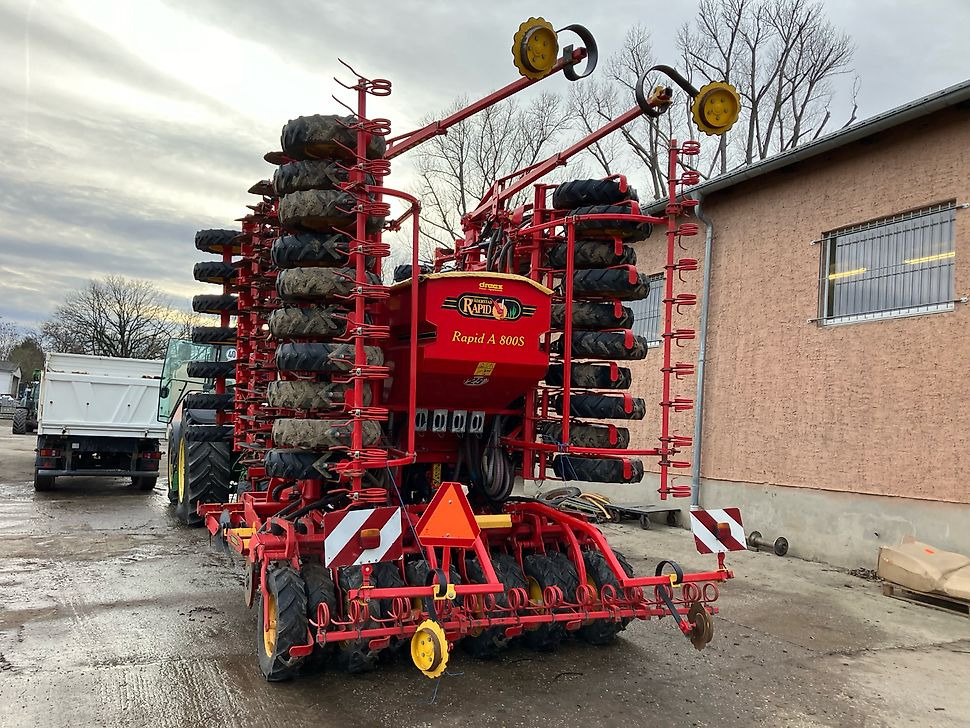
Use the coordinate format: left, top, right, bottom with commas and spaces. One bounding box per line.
1, 0, 967, 331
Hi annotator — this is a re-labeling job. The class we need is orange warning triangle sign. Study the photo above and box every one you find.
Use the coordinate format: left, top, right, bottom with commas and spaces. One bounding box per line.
415, 481, 481, 548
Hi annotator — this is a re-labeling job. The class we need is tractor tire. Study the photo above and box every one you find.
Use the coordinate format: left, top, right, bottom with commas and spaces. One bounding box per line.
552, 179, 638, 209
551, 302, 634, 331
552, 455, 644, 484
522, 554, 574, 651
461, 553, 529, 659
257, 563, 309, 681
185, 360, 235, 379
537, 421, 630, 449
278, 190, 384, 234
271, 418, 382, 450
177, 439, 231, 527
276, 267, 380, 301
302, 562, 338, 668
193, 261, 236, 285
546, 362, 632, 390
191, 326, 236, 345
551, 393, 646, 420
273, 159, 353, 196
268, 306, 346, 340
275, 342, 383, 372
578, 550, 635, 645
571, 268, 651, 300
271, 233, 352, 269
182, 392, 233, 410
195, 228, 240, 255
552, 331, 649, 360
267, 380, 364, 410
546, 241, 637, 270
280, 114, 386, 162
184, 424, 233, 442
570, 204, 653, 242
192, 294, 238, 315
264, 449, 333, 480
11, 408, 27, 435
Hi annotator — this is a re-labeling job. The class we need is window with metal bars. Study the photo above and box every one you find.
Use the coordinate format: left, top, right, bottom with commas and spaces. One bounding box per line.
818, 202, 957, 325
630, 273, 665, 346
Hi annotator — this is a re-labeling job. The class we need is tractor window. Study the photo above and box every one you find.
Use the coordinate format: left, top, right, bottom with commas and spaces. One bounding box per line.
157, 339, 221, 422
630, 273, 665, 347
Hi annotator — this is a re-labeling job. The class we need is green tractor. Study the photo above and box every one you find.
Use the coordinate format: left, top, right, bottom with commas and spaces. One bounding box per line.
11, 369, 41, 435
158, 339, 239, 527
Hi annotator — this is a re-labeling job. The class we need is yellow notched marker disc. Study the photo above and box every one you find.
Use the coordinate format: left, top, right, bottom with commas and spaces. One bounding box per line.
410, 619, 448, 679
512, 17, 559, 80
691, 81, 741, 136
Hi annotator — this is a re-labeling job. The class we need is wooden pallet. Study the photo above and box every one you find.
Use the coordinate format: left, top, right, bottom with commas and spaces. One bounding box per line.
882, 581, 970, 618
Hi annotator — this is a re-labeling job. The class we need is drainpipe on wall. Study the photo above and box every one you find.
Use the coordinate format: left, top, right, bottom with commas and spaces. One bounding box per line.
691, 194, 713, 509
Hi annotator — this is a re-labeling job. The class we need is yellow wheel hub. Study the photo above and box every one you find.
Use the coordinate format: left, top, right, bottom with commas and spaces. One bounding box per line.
177, 437, 186, 502
262, 593, 278, 657
410, 619, 448, 679
512, 17, 559, 80
691, 81, 741, 136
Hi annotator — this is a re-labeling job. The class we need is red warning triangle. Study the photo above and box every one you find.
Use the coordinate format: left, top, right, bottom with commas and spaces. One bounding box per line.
415, 481, 481, 548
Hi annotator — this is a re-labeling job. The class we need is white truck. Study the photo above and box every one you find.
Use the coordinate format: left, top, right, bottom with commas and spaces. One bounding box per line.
33, 353, 165, 492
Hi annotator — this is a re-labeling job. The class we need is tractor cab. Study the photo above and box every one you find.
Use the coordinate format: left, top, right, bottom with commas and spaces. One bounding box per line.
157, 338, 233, 423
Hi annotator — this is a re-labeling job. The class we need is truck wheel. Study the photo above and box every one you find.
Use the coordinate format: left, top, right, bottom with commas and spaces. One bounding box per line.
192, 294, 238, 315
33, 473, 55, 491
551, 302, 633, 330
278, 190, 385, 234
268, 306, 347, 340
267, 380, 364, 409
462, 553, 528, 659
276, 267, 381, 301
522, 554, 574, 651
552, 331, 649, 360
578, 550, 635, 645
275, 342, 383, 372
280, 114, 386, 161
571, 268, 651, 300
537, 421, 630, 449
271, 418, 381, 450
195, 228, 240, 255
552, 456, 644, 484
133, 477, 157, 491
552, 179, 638, 209
185, 360, 235, 379
11, 408, 27, 435
570, 204, 653, 242
257, 563, 309, 681
191, 326, 236, 345
271, 233, 352, 269
301, 562, 337, 668
177, 439, 231, 527
546, 241, 637, 269
551, 393, 646, 420
193, 261, 236, 284
546, 363, 632, 390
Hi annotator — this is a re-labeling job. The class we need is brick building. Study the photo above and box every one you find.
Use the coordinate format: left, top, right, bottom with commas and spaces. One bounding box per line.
626, 80, 970, 567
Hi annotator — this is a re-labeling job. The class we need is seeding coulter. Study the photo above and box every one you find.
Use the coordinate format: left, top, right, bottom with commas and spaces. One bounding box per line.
164, 18, 747, 681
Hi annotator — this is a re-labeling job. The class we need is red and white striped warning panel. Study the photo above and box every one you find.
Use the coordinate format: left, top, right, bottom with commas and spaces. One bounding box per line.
689, 508, 746, 554
323, 507, 403, 568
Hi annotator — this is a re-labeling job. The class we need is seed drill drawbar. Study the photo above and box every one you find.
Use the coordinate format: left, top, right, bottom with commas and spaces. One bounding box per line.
162, 17, 748, 680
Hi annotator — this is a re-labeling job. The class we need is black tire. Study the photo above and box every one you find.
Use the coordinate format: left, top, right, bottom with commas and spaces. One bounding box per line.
177, 440, 231, 527
570, 204, 653, 242
275, 342, 383, 372
552, 331, 649, 360
268, 306, 346, 340
551, 302, 633, 330
11, 408, 27, 435
522, 554, 573, 651
281, 114, 386, 162
551, 393, 646, 420
185, 360, 235, 379
267, 380, 364, 410
546, 363, 632, 390
195, 228, 240, 255
546, 242, 637, 270
133, 476, 157, 491
184, 424, 233, 442
570, 267, 651, 301
257, 564, 309, 681
271, 418, 382, 450
192, 294, 238, 315
273, 159, 351, 196
33, 473, 55, 491
271, 233, 352, 269
333, 563, 402, 672
302, 562, 337, 668
537, 421, 630, 449
278, 190, 384, 234
578, 550, 635, 645
191, 326, 236, 345
462, 553, 528, 659
276, 267, 381, 301
193, 261, 236, 284
264, 449, 332, 480
552, 456, 644, 484
182, 392, 233, 410
552, 179, 638, 209
392, 264, 431, 282
406, 558, 461, 612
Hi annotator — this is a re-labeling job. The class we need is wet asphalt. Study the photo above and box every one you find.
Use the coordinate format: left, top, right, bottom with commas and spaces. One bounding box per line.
0, 427, 968, 728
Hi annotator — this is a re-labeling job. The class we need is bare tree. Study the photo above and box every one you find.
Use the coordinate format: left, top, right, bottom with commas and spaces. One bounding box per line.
41, 276, 188, 360
0, 316, 19, 360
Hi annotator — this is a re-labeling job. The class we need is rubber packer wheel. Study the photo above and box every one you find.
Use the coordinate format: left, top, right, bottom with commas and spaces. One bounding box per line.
552, 455, 644, 484
192, 294, 237, 315
278, 190, 384, 234
546, 241, 637, 269
570, 267, 651, 301
569, 204, 653, 242
546, 362, 632, 390
522, 553, 577, 651
267, 380, 366, 410
268, 306, 347, 340
552, 331, 649, 361
280, 114, 386, 162
185, 360, 234, 379
552, 178, 638, 209
551, 393, 647, 420
271, 418, 382, 450
301, 562, 337, 668
537, 421, 630, 449
334, 563, 403, 673
275, 342, 383, 372
273, 159, 365, 197
264, 449, 335, 480
271, 233, 353, 269
578, 550, 635, 645
182, 392, 233, 410
276, 267, 381, 301
177, 439, 231, 527
195, 228, 240, 255
257, 564, 309, 681
551, 302, 633, 330
461, 553, 528, 659
191, 326, 236, 345
193, 261, 236, 284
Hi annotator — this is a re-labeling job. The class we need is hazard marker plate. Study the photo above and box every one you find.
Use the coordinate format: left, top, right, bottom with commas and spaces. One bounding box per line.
689, 508, 746, 554
323, 507, 403, 568
415, 481, 481, 548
